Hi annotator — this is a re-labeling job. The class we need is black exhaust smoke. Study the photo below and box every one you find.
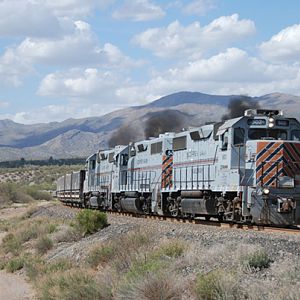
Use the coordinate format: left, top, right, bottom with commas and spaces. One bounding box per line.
108, 125, 138, 148
222, 96, 260, 120
144, 110, 184, 139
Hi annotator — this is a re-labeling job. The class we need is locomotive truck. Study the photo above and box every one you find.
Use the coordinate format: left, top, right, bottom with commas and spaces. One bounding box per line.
57, 109, 300, 226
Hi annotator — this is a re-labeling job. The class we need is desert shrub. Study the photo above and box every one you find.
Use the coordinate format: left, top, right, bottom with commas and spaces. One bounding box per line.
36, 236, 53, 255
0, 258, 7, 270
0, 182, 33, 206
195, 270, 238, 300
86, 244, 115, 268
38, 269, 103, 300
241, 249, 271, 270
2, 218, 58, 256
152, 240, 185, 259
24, 186, 53, 201
45, 259, 73, 274
112, 230, 153, 272
74, 210, 107, 235
17, 218, 58, 243
52, 225, 81, 243
24, 257, 46, 281
116, 271, 182, 300
126, 257, 165, 281
25, 257, 73, 281
6, 256, 25, 273
2, 233, 22, 255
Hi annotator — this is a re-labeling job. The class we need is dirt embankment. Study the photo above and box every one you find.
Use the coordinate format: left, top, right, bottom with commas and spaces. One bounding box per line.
0, 271, 34, 300
0, 203, 51, 300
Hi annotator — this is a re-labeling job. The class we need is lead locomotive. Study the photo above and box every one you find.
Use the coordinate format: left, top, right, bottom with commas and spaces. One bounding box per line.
57, 109, 300, 226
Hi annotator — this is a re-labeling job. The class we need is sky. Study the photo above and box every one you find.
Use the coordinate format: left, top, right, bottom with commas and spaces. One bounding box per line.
1, 0, 300, 124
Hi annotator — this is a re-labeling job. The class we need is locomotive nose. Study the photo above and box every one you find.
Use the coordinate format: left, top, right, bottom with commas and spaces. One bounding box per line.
256, 141, 300, 188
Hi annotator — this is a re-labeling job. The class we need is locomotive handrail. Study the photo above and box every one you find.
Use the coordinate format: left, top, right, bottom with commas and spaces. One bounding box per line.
173, 164, 214, 190
119, 170, 157, 192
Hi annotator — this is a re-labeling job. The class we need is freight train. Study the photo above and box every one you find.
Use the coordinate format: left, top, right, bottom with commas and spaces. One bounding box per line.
57, 109, 300, 226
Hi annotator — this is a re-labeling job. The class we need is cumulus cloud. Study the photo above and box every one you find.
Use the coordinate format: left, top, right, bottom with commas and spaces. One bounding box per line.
44, 0, 115, 18
0, 0, 62, 38
113, 0, 165, 21
133, 14, 256, 58
260, 24, 300, 62
182, 0, 216, 16
0, 49, 33, 87
14, 21, 134, 67
117, 48, 300, 100
0, 20, 137, 85
38, 68, 127, 100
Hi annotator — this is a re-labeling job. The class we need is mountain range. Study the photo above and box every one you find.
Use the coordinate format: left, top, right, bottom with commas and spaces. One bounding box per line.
0, 91, 299, 161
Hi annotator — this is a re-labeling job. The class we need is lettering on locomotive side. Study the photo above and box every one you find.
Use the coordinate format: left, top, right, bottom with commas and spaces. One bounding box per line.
137, 158, 148, 164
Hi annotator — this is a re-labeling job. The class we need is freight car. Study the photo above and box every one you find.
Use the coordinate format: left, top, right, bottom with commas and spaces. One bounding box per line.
57, 109, 300, 226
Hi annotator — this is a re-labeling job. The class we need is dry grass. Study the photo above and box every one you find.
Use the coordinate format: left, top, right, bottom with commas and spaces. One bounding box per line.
36, 236, 54, 255
116, 271, 183, 300
37, 269, 104, 300
194, 270, 239, 300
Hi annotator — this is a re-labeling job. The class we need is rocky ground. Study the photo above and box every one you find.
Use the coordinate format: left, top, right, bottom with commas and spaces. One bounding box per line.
1, 202, 300, 300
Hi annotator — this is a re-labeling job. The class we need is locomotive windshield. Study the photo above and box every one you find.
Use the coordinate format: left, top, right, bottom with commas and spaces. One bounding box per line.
248, 129, 287, 140
291, 130, 300, 141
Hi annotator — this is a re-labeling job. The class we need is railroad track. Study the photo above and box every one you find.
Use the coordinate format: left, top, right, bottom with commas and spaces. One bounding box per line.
107, 211, 300, 235
62, 202, 300, 234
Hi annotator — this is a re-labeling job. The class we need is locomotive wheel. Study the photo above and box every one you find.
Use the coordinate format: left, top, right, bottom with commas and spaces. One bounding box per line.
168, 203, 179, 217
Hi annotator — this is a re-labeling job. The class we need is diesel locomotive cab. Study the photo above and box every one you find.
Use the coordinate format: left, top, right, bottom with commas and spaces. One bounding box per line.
241, 109, 300, 225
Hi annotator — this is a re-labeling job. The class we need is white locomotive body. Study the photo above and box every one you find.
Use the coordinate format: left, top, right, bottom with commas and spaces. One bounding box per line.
57, 109, 300, 226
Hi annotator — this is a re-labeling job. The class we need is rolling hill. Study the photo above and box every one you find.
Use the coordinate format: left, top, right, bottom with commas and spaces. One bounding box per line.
0, 91, 299, 161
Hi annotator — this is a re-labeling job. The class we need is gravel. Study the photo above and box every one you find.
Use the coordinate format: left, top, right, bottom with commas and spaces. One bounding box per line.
37, 203, 300, 265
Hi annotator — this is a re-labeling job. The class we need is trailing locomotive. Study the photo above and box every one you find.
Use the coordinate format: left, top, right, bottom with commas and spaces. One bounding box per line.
57, 109, 300, 226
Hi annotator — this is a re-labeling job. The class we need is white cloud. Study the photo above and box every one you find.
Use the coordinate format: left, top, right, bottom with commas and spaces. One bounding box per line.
0, 0, 116, 38
260, 24, 300, 62
133, 14, 256, 58
14, 21, 133, 67
183, 0, 216, 16
0, 20, 137, 86
0, 0, 62, 38
0, 49, 33, 87
37, 68, 126, 100
44, 0, 115, 18
117, 48, 300, 101
113, 0, 165, 21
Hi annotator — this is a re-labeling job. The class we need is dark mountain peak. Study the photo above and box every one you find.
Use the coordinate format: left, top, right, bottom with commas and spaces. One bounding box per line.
143, 91, 235, 108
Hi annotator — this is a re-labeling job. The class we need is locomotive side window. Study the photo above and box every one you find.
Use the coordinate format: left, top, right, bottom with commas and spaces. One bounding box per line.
121, 154, 129, 166
90, 160, 96, 170
190, 131, 201, 141
173, 136, 187, 151
234, 128, 245, 146
221, 130, 229, 151
108, 152, 115, 163
151, 142, 162, 155
100, 153, 107, 160
137, 144, 148, 152
291, 130, 300, 141
248, 129, 287, 140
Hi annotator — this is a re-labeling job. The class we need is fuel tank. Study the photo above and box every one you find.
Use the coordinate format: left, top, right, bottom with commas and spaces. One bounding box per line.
120, 197, 141, 213
181, 198, 217, 215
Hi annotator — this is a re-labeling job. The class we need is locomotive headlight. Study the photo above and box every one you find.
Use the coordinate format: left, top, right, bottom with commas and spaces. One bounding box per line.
269, 117, 275, 123
263, 188, 270, 195
268, 117, 275, 128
